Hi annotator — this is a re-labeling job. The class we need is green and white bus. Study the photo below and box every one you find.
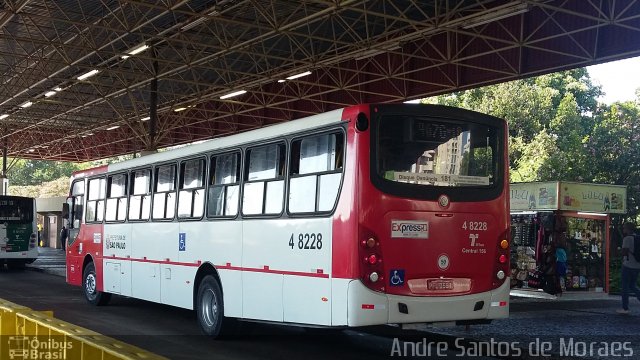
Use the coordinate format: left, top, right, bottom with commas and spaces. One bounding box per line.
0, 195, 38, 269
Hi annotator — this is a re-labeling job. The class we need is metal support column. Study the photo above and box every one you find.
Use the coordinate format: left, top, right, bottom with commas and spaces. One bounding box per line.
145, 47, 159, 155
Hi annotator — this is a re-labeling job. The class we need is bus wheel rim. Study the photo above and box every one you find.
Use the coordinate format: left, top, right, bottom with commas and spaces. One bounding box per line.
201, 289, 218, 327
85, 273, 96, 296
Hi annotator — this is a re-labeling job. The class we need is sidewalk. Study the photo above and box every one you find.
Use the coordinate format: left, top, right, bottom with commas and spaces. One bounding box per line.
418, 293, 638, 359
26, 246, 66, 277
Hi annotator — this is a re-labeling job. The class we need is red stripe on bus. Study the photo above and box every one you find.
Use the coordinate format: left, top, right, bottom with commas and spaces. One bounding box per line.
217, 264, 329, 278
103, 256, 199, 267
101, 256, 330, 278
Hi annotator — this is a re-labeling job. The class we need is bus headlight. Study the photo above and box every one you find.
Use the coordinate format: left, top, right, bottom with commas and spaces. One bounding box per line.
497, 270, 505, 280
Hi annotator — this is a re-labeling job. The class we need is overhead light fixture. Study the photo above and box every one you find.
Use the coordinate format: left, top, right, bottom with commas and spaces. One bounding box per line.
174, 107, 187, 112
286, 71, 312, 81
77, 69, 100, 81
141, 116, 150, 121
28, 149, 35, 153
54, 87, 63, 91
0, 114, 8, 120
181, 17, 208, 31
20, 101, 33, 108
181, 10, 220, 31
106, 125, 120, 130
44, 90, 57, 97
577, 212, 608, 217
462, 2, 529, 29
220, 90, 247, 100
121, 44, 150, 59
277, 79, 286, 83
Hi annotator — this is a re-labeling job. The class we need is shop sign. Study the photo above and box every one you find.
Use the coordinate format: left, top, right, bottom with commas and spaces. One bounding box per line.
510, 182, 558, 211
559, 182, 626, 214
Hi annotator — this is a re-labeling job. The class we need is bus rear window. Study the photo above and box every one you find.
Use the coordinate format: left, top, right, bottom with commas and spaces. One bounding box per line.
376, 116, 497, 187
0, 198, 33, 222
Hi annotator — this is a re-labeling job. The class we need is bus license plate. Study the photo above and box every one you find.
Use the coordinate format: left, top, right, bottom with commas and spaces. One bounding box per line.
427, 279, 454, 291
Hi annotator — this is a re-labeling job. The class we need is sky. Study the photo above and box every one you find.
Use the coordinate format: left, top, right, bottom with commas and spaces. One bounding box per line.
586, 56, 640, 104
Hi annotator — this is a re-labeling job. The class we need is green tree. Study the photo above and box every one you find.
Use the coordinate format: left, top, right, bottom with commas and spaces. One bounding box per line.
424, 69, 601, 175
510, 130, 556, 182
540, 93, 590, 182
6, 160, 83, 186
10, 177, 70, 197
587, 101, 640, 219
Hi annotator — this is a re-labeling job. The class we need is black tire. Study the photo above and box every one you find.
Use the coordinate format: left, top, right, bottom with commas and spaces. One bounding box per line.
83, 262, 111, 306
7, 260, 26, 270
196, 275, 228, 338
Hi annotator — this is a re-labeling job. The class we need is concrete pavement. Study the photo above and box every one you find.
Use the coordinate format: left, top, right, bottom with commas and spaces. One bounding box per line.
19, 248, 640, 359
26, 246, 66, 277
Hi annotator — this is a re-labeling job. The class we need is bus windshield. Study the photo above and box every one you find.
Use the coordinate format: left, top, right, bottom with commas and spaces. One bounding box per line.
376, 115, 498, 187
0, 198, 34, 223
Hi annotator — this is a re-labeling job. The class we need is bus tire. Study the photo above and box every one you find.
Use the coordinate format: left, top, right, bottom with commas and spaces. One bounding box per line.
7, 260, 26, 270
196, 275, 226, 338
83, 262, 111, 306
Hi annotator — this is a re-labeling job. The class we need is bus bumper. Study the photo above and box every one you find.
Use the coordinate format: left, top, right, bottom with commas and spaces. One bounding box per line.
346, 280, 509, 327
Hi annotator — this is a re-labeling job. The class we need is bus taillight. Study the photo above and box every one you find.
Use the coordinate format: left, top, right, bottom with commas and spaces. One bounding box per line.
360, 232, 385, 291
29, 233, 37, 249
492, 234, 509, 289
364, 237, 376, 248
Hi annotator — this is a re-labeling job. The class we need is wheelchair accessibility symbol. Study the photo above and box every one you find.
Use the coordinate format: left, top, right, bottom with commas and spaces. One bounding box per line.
389, 269, 405, 287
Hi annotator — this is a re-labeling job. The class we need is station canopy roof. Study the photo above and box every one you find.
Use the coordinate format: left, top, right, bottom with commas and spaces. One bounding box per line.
1, 0, 639, 161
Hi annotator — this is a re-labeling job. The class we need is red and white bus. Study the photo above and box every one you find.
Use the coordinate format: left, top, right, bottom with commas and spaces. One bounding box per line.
64, 104, 509, 337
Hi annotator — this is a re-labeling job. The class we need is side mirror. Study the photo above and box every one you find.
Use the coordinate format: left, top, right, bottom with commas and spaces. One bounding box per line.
62, 202, 69, 218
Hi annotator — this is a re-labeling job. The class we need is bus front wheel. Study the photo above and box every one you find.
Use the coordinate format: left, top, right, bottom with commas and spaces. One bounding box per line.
196, 275, 227, 338
83, 262, 111, 306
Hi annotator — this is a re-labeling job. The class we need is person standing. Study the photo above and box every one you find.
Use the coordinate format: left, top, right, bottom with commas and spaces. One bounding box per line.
617, 222, 640, 314
59, 226, 68, 251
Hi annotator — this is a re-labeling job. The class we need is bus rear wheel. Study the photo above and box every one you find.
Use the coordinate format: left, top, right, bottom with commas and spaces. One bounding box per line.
7, 260, 26, 270
83, 262, 111, 306
196, 275, 228, 338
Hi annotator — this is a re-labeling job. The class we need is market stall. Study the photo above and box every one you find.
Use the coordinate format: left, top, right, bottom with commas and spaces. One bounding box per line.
509, 181, 626, 295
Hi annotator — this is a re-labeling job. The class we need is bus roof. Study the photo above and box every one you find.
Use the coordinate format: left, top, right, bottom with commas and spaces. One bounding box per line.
71, 164, 108, 179
109, 108, 346, 172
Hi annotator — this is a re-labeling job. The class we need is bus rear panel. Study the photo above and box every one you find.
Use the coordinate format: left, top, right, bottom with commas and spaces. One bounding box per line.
342, 104, 509, 326
0, 196, 38, 266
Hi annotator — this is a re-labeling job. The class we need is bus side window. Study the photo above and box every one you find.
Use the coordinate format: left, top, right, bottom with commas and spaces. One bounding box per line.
243, 143, 285, 216
153, 164, 177, 220
71, 179, 85, 229
289, 132, 344, 214
129, 169, 151, 221
106, 173, 128, 222
86, 177, 106, 223
178, 158, 206, 219
208, 152, 240, 217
